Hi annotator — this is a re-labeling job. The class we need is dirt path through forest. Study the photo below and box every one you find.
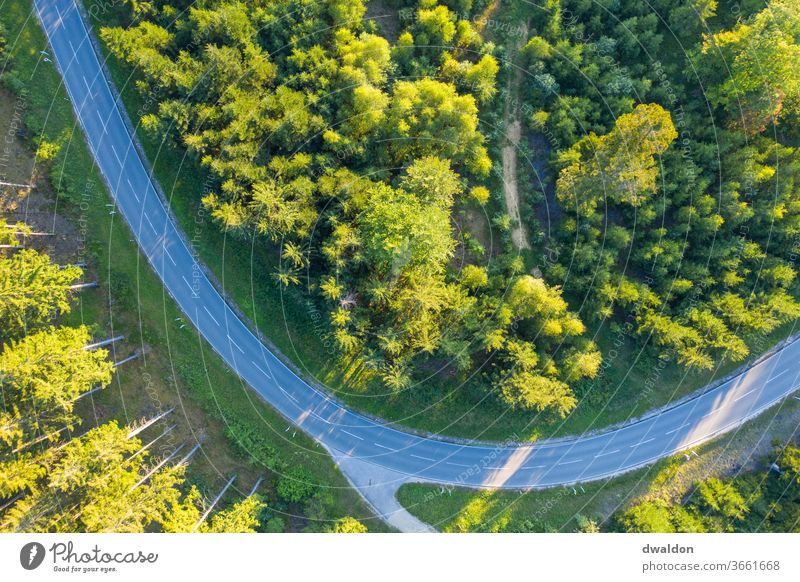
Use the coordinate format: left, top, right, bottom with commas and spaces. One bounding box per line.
501, 24, 531, 251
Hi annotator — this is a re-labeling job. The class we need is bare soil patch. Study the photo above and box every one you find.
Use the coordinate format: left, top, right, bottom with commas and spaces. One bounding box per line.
501, 24, 531, 251
366, 0, 402, 43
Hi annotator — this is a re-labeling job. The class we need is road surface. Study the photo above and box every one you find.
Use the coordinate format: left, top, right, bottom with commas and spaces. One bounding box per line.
35, 0, 800, 494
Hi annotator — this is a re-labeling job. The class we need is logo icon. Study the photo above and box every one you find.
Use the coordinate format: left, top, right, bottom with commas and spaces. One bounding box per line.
20, 542, 46, 570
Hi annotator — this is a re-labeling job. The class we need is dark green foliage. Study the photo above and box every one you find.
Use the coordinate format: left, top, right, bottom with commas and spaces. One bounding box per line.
0, 23, 6, 61
223, 419, 282, 471
0, 236, 265, 533
523, 0, 800, 373
96, 0, 800, 421
277, 466, 317, 503
1, 0, 378, 530
615, 443, 800, 532
99, 0, 598, 416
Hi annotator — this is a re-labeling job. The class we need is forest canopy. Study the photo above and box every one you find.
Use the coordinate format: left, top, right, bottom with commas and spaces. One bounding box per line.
98, 0, 800, 421
101, 0, 600, 416
523, 0, 800, 372
0, 220, 270, 532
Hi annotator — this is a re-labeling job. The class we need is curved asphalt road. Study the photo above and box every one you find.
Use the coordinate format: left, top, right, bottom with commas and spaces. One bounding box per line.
36, 0, 800, 491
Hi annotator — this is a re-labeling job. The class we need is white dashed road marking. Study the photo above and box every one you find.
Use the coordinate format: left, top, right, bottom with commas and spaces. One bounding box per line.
279, 385, 298, 403
341, 429, 363, 441
665, 423, 690, 435
163, 248, 176, 266
558, 458, 583, 466
411, 454, 436, 462
251, 360, 272, 379
202, 305, 220, 327
181, 275, 194, 293
110, 144, 122, 167
630, 437, 656, 448
227, 335, 244, 354
126, 178, 140, 203
734, 388, 757, 402
144, 214, 157, 235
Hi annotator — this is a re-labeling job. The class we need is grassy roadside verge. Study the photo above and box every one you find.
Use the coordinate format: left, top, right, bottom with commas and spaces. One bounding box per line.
397, 395, 800, 532
1, 0, 385, 531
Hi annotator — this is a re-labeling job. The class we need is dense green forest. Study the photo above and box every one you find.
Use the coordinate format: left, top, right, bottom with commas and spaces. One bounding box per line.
521, 0, 800, 369
0, 219, 267, 531
3, 0, 799, 535
100, 0, 602, 417
0, 217, 368, 532
97, 0, 800, 425
1, 9, 375, 531
613, 443, 800, 532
